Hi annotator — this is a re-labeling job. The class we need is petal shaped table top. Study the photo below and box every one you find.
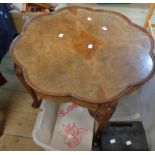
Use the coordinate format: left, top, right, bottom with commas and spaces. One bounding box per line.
10, 6, 155, 104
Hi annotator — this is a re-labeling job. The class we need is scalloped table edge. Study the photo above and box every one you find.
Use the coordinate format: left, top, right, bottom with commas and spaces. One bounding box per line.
10, 6, 155, 104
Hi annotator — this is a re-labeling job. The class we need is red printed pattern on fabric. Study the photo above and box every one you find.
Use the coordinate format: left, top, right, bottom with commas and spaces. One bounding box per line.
59, 102, 78, 117
59, 123, 88, 148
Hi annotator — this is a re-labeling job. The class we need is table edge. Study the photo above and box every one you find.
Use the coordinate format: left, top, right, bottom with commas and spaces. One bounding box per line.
10, 6, 155, 104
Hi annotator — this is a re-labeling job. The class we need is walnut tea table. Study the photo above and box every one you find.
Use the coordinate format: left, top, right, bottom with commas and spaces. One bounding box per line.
10, 6, 155, 145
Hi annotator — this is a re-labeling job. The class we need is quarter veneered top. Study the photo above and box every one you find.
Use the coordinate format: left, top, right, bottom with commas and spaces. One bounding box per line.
10, 6, 155, 103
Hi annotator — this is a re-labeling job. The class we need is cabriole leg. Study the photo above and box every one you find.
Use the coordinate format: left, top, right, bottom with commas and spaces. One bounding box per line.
14, 64, 42, 108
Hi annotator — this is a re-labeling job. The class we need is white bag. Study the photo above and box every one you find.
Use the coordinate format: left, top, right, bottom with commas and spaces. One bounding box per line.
51, 102, 95, 151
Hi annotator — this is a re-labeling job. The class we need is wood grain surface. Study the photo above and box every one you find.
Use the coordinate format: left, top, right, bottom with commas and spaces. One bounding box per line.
10, 6, 155, 104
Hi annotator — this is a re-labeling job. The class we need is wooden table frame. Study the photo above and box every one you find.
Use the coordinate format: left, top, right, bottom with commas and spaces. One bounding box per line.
14, 63, 147, 145
10, 6, 155, 146
14, 63, 118, 144
14, 64, 42, 108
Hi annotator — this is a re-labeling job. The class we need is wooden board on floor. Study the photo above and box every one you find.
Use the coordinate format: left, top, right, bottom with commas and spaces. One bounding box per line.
0, 89, 39, 114
0, 134, 43, 151
2, 110, 36, 138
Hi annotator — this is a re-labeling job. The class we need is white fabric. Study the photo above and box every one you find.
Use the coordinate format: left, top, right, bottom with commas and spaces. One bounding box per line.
51, 102, 94, 151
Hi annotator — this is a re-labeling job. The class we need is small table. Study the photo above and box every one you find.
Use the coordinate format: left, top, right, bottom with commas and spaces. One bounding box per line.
10, 6, 155, 144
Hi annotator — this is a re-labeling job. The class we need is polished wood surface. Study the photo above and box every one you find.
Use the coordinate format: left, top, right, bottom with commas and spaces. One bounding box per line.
10, 6, 155, 104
